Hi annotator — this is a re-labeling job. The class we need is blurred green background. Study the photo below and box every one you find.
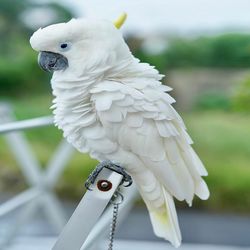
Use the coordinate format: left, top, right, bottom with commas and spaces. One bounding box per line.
0, 0, 250, 214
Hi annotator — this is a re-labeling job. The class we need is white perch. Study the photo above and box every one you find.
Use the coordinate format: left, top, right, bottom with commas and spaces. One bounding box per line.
52, 168, 123, 250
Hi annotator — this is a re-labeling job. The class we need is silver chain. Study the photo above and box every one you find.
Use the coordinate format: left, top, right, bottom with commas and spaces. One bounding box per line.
108, 190, 124, 250
108, 202, 119, 250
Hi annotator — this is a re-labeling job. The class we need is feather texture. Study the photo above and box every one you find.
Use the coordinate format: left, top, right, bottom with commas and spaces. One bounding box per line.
49, 61, 210, 246
50, 65, 209, 246
31, 19, 209, 247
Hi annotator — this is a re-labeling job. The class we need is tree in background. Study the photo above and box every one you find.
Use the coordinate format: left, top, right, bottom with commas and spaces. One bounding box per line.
134, 33, 250, 70
0, 0, 73, 96
131, 34, 250, 112
232, 76, 250, 112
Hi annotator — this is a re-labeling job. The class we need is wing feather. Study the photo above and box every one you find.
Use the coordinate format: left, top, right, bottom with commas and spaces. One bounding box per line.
127, 113, 144, 127
92, 81, 209, 203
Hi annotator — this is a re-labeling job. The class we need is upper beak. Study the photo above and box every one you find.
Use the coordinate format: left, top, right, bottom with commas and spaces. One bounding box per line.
38, 51, 68, 72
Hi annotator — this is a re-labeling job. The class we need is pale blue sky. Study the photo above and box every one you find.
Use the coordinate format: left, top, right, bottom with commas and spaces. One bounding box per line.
55, 0, 250, 36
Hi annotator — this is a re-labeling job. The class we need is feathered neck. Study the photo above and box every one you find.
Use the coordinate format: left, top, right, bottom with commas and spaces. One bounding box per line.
51, 52, 162, 86
50, 54, 163, 121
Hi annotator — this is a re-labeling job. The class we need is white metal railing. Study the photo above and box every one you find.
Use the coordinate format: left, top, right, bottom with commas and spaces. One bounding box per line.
0, 116, 54, 134
0, 103, 139, 250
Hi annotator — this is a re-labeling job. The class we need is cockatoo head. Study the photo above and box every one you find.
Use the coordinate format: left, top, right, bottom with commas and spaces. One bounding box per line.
30, 14, 129, 74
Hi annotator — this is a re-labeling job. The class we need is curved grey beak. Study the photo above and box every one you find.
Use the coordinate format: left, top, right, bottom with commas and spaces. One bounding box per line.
38, 51, 68, 72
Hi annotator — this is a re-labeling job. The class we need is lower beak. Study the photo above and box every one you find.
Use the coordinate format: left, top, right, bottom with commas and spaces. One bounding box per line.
38, 51, 68, 72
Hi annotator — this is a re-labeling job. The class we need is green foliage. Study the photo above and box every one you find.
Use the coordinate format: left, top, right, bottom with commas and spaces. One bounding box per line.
0, 38, 51, 95
135, 34, 250, 69
195, 91, 231, 111
135, 50, 167, 72
185, 112, 250, 212
0, 0, 73, 97
232, 76, 250, 112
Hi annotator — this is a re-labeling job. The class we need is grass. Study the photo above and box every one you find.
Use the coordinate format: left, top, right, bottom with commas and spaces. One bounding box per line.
1, 95, 250, 212
185, 111, 250, 213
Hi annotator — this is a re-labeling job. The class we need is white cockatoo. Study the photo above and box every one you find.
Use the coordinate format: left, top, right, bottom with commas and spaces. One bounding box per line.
30, 14, 209, 247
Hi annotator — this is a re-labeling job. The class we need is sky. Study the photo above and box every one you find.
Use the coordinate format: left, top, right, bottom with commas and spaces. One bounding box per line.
55, 0, 250, 36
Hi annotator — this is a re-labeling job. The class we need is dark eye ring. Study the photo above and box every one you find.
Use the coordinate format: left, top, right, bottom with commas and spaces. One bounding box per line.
60, 43, 68, 49
59, 42, 71, 52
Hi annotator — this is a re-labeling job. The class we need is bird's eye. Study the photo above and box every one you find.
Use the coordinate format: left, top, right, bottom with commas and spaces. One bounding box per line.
61, 43, 68, 49
59, 42, 71, 52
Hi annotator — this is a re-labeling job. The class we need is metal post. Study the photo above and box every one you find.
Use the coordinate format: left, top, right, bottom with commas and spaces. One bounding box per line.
52, 168, 123, 250
81, 184, 139, 250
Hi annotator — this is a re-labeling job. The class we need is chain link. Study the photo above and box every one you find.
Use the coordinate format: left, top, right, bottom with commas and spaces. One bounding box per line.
108, 202, 119, 250
108, 190, 124, 250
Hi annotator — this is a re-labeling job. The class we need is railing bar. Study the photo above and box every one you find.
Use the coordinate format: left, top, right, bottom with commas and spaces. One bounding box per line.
81, 185, 138, 250
0, 116, 54, 134
0, 188, 42, 217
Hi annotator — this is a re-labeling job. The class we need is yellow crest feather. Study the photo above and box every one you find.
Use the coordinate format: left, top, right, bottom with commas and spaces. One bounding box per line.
113, 13, 127, 29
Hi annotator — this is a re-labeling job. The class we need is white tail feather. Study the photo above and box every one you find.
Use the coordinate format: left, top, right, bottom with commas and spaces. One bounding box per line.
148, 187, 182, 248
195, 179, 210, 200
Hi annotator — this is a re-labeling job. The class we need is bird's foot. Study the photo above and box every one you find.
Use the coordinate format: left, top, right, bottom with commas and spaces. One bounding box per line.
85, 160, 133, 191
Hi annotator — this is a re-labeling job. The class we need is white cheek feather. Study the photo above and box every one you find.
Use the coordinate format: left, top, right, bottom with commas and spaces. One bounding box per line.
50, 39, 209, 248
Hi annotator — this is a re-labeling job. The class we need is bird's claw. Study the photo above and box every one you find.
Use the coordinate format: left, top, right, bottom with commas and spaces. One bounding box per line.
119, 170, 133, 187
84, 160, 133, 190
84, 180, 93, 191
84, 167, 102, 190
